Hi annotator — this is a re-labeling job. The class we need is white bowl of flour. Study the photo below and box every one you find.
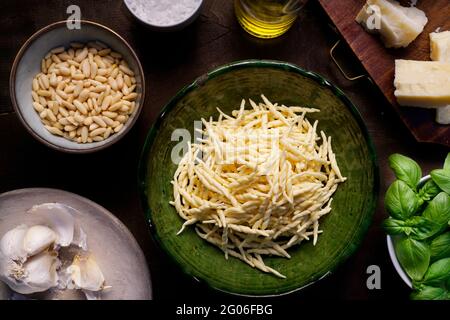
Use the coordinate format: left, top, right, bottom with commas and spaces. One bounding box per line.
124, 0, 203, 31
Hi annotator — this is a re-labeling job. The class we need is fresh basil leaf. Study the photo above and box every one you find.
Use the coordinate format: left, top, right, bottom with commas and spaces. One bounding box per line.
444, 153, 450, 171
385, 180, 419, 220
418, 180, 441, 202
383, 218, 408, 235
422, 192, 450, 226
395, 236, 430, 281
407, 216, 444, 240
389, 154, 422, 190
422, 258, 450, 286
431, 232, 450, 262
410, 286, 447, 300
431, 169, 450, 195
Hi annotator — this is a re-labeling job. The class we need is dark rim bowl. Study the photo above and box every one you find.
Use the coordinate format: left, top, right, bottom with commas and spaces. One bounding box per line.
10, 20, 145, 154
139, 59, 379, 297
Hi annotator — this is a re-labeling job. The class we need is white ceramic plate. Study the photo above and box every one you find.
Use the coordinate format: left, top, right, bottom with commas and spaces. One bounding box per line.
0, 188, 152, 300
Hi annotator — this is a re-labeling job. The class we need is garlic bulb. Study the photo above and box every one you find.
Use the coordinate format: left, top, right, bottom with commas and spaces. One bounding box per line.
23, 225, 57, 256
1, 251, 60, 295
0, 203, 108, 299
66, 254, 105, 292
0, 225, 28, 262
28, 203, 75, 247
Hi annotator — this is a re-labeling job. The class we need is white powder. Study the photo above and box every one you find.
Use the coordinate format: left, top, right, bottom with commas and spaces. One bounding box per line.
125, 0, 202, 26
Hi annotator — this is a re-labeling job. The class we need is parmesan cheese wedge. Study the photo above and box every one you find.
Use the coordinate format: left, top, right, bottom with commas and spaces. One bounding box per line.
356, 0, 428, 48
394, 60, 450, 108
430, 31, 450, 124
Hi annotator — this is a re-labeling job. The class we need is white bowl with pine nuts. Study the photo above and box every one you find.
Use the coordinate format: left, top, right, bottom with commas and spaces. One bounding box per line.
10, 20, 145, 153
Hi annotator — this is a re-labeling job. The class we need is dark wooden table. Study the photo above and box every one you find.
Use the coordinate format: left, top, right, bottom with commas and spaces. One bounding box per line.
0, 0, 448, 300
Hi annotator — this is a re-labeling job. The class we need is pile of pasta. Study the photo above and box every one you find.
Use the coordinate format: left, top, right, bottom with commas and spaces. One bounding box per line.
170, 95, 346, 278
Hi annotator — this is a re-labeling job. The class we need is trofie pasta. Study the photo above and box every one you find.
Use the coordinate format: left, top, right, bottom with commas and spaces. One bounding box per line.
170, 95, 346, 278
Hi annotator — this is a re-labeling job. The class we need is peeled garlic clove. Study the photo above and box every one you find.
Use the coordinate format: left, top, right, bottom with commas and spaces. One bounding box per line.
0, 225, 28, 261
66, 254, 105, 292
22, 251, 60, 292
28, 203, 75, 247
23, 225, 57, 256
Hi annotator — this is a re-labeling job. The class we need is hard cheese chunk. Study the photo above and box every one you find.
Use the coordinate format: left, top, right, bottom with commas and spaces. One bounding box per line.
430, 31, 450, 124
394, 60, 450, 108
430, 31, 450, 62
356, 0, 428, 48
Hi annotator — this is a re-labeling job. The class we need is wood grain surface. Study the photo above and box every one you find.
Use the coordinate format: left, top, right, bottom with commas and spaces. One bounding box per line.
0, 0, 448, 300
318, 0, 450, 147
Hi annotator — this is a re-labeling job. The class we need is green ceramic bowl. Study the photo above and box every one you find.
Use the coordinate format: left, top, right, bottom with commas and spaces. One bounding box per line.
139, 60, 379, 296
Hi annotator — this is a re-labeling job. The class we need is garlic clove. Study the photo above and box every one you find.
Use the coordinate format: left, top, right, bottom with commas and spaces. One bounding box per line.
22, 251, 60, 292
0, 251, 60, 295
66, 254, 105, 292
23, 225, 57, 256
28, 203, 75, 247
0, 260, 36, 295
0, 225, 28, 262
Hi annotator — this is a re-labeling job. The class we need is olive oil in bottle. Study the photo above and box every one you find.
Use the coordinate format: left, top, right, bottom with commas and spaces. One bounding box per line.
234, 0, 305, 39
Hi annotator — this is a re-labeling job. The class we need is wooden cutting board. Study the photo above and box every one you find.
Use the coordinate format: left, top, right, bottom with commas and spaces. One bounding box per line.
318, 0, 450, 147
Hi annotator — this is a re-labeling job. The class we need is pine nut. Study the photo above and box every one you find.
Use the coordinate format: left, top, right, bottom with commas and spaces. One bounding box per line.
56, 89, 68, 100
116, 115, 127, 123
114, 123, 124, 133
92, 136, 104, 142
47, 109, 57, 122
89, 127, 107, 137
81, 59, 91, 78
59, 118, 70, 126
116, 73, 124, 90
119, 65, 134, 76
33, 102, 44, 113
98, 48, 111, 56
83, 116, 93, 126
64, 125, 77, 132
123, 93, 137, 101
69, 130, 77, 139
102, 116, 115, 126
101, 95, 112, 110
75, 48, 88, 63
90, 61, 98, 79
74, 114, 85, 123
81, 126, 89, 143
103, 127, 112, 139
102, 111, 118, 119
108, 77, 118, 91
93, 116, 107, 128
78, 89, 90, 102
45, 126, 64, 136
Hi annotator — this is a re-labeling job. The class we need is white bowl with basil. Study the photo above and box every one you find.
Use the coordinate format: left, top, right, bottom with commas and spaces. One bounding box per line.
387, 175, 430, 288
384, 153, 450, 300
